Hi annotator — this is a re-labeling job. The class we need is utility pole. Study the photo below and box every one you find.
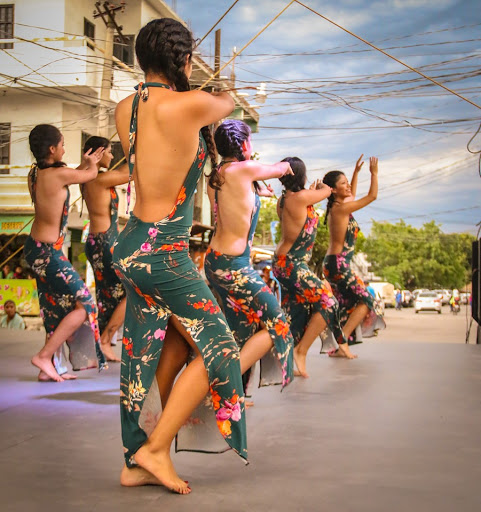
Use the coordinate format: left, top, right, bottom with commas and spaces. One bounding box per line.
94, 1, 127, 137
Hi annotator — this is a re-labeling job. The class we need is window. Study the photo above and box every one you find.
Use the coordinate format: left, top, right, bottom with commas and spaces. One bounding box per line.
0, 4, 14, 50
0, 123, 11, 175
113, 34, 135, 67
83, 18, 95, 49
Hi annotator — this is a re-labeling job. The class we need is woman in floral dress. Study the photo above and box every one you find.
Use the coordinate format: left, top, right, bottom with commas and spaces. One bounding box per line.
204, 120, 294, 390
112, 19, 246, 494
83, 136, 129, 362
273, 157, 353, 378
24, 124, 107, 382
322, 156, 386, 353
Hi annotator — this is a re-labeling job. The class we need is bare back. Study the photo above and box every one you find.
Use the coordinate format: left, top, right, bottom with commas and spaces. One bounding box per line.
116, 88, 208, 223
29, 168, 69, 244
82, 179, 114, 234
209, 162, 257, 256
326, 203, 350, 255
276, 191, 310, 255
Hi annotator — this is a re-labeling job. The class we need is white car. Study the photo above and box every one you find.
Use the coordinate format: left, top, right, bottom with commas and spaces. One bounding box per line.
415, 291, 442, 314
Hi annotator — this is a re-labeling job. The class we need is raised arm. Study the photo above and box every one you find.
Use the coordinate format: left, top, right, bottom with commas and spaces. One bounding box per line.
94, 163, 130, 188
349, 154, 364, 199
289, 180, 332, 207
185, 90, 235, 128
57, 147, 104, 186
242, 160, 293, 182
338, 157, 378, 214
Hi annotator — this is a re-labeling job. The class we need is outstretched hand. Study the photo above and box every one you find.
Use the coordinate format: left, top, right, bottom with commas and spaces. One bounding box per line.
258, 183, 275, 197
354, 154, 364, 173
310, 179, 332, 195
82, 147, 105, 167
369, 156, 378, 175
280, 162, 294, 176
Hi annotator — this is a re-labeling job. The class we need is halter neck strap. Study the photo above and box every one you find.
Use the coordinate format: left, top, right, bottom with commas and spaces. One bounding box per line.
126, 82, 172, 213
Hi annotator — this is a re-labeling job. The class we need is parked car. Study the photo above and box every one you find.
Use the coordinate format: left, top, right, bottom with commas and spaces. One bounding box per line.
402, 290, 413, 307
412, 289, 429, 302
415, 291, 442, 314
433, 289, 450, 305
460, 292, 470, 305
442, 289, 452, 305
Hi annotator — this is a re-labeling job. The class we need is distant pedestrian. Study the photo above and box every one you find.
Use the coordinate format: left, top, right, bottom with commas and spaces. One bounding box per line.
395, 290, 402, 310
1, 300, 26, 330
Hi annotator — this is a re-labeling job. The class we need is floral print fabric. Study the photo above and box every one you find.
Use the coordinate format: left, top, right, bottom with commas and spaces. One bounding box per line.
85, 187, 125, 333
24, 186, 107, 371
112, 82, 247, 467
323, 214, 385, 341
273, 200, 347, 350
205, 192, 294, 389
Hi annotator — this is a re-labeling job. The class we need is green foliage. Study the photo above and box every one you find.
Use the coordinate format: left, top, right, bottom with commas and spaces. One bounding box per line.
254, 197, 279, 246
362, 220, 475, 289
311, 211, 330, 271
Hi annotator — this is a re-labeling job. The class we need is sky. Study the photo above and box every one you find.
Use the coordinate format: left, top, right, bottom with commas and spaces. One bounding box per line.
173, 0, 481, 235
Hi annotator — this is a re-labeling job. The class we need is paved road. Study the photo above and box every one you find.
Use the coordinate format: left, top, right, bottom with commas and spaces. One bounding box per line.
379, 304, 477, 344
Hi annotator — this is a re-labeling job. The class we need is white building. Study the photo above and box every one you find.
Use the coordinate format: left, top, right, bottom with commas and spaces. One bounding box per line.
0, 0, 258, 273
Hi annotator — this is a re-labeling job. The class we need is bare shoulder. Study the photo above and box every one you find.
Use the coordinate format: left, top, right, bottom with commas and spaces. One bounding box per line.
116, 94, 135, 117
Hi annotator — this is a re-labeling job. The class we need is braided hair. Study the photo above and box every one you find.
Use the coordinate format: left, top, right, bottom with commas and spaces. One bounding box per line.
212, 119, 253, 190
279, 156, 306, 192
322, 170, 344, 224
28, 124, 66, 203
135, 18, 217, 169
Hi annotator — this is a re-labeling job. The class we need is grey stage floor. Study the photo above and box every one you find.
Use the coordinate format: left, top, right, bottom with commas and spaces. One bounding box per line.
1, 330, 480, 512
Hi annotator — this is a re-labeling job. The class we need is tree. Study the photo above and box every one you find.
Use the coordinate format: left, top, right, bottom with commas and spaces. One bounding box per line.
362, 220, 475, 289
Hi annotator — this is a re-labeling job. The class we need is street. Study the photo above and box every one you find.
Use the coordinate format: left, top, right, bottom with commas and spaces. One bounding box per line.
1, 308, 480, 512
379, 304, 476, 344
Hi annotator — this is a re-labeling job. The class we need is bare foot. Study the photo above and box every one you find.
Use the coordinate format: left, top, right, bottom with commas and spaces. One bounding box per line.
134, 444, 191, 494
245, 400, 254, 409
329, 345, 358, 359
38, 370, 77, 381
293, 347, 309, 378
32, 354, 64, 382
120, 465, 161, 487
101, 343, 121, 362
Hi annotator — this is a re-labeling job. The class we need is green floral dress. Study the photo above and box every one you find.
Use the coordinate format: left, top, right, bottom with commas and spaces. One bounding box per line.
272, 195, 347, 351
24, 176, 106, 373
112, 82, 247, 467
85, 187, 125, 334
205, 188, 294, 389
323, 214, 386, 342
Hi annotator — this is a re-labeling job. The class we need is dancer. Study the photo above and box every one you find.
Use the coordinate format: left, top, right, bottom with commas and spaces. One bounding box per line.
204, 120, 294, 390
83, 136, 128, 362
24, 124, 107, 382
273, 157, 354, 378
322, 156, 386, 352
112, 19, 246, 494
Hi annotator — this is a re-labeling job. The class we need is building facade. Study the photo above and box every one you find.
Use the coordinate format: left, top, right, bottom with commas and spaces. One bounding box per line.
0, 0, 259, 276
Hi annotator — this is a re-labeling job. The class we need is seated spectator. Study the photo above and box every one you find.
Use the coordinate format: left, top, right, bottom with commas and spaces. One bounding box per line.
2, 263, 14, 279
1, 300, 26, 329
13, 265, 24, 279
